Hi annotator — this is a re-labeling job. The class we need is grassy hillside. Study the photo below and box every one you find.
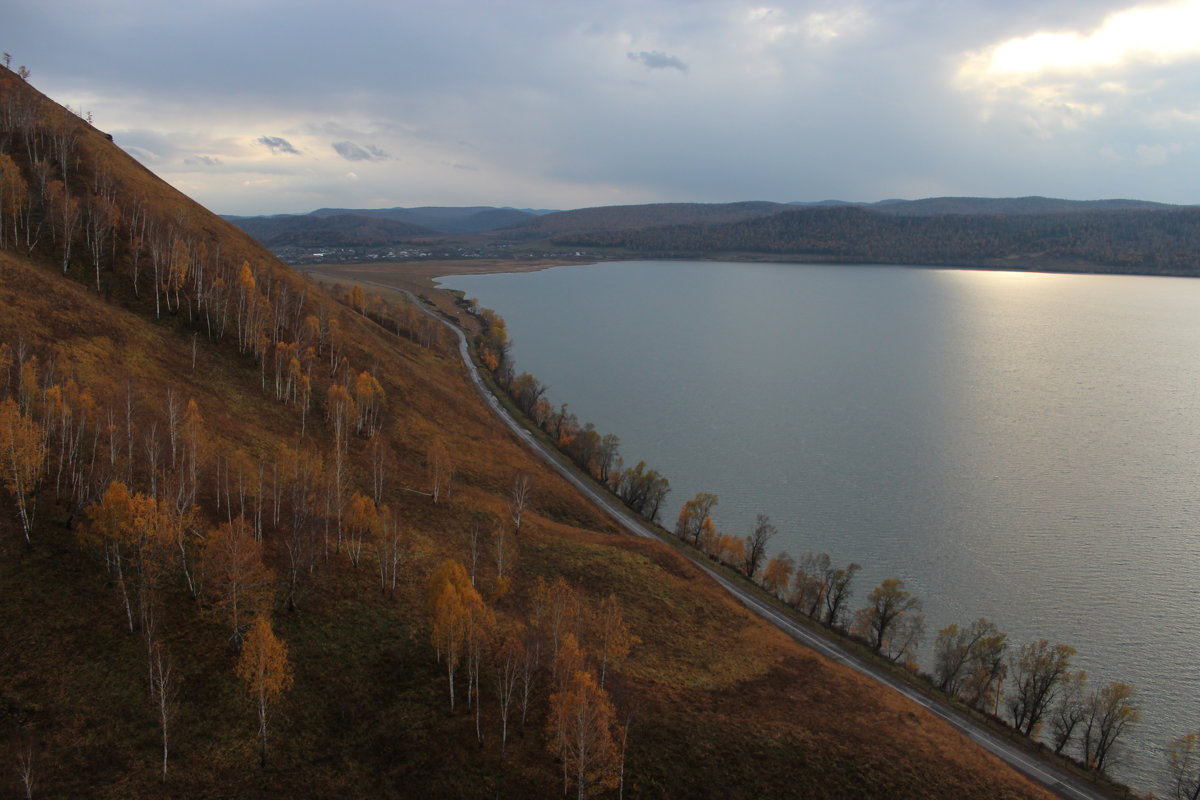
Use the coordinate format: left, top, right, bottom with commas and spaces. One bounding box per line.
0, 67, 1058, 798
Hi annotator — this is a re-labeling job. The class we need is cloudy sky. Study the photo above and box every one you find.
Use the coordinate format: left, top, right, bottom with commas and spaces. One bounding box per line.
10, 0, 1200, 214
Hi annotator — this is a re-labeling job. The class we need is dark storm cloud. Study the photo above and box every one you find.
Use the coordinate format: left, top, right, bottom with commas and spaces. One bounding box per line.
627, 50, 688, 72
256, 136, 300, 155
331, 141, 391, 162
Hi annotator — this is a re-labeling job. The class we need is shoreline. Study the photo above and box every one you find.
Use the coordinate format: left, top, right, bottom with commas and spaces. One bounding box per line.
303, 256, 1200, 289
305, 258, 591, 287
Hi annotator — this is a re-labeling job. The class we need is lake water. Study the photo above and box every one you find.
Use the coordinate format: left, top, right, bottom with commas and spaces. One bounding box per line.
440, 260, 1200, 793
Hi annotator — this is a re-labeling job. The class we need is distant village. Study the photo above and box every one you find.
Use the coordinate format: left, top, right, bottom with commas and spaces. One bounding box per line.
273, 243, 598, 265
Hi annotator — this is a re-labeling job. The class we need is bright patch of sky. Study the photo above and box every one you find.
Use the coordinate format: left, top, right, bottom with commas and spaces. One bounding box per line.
965, 1, 1200, 78
8, 0, 1199, 213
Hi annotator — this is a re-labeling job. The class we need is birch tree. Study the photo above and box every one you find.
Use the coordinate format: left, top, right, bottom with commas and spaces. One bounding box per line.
149, 640, 178, 782
493, 631, 525, 751
428, 560, 483, 710
236, 614, 293, 767
588, 594, 636, 688
373, 504, 404, 596
509, 472, 531, 535
201, 517, 274, 643
428, 437, 453, 503
0, 396, 46, 543
547, 668, 623, 799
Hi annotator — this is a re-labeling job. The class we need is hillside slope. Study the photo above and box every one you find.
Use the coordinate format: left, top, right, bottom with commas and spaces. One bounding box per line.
0, 67, 1057, 798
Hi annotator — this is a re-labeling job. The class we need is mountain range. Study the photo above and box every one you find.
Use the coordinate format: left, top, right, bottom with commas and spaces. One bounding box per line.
228, 197, 1199, 275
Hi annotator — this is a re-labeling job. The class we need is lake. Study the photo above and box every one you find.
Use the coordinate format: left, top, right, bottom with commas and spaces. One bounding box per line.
440, 260, 1200, 793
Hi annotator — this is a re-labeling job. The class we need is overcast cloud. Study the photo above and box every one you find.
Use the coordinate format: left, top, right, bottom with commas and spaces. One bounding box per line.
8, 0, 1200, 214
332, 141, 391, 162
256, 135, 300, 155
628, 50, 690, 71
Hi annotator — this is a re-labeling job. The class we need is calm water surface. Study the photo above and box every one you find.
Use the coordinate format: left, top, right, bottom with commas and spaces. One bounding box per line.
441, 260, 1200, 793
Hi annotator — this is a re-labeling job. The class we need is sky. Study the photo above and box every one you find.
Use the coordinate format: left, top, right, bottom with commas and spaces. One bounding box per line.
9, 0, 1200, 214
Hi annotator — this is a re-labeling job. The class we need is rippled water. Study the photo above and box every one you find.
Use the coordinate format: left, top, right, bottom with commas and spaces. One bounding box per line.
441, 260, 1200, 793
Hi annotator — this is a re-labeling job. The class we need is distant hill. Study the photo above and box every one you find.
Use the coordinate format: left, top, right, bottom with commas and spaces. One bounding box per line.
230, 197, 1195, 266
227, 206, 547, 248
866, 196, 1180, 216
550, 203, 1200, 275
227, 212, 440, 247
447, 206, 541, 233
786, 196, 1181, 215
307, 205, 542, 233
231, 202, 795, 251
496, 201, 788, 239
511, 201, 792, 236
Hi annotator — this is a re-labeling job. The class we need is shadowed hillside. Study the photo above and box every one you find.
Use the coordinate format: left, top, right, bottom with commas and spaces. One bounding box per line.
0, 67, 1061, 798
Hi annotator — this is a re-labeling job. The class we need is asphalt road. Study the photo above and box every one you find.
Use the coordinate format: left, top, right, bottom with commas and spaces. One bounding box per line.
342, 274, 1113, 800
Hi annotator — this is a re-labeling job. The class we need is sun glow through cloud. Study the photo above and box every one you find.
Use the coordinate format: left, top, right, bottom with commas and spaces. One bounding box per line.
962, 0, 1200, 84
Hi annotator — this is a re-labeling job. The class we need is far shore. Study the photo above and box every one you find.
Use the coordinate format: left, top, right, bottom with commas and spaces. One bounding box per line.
298, 255, 1198, 294
304, 258, 593, 292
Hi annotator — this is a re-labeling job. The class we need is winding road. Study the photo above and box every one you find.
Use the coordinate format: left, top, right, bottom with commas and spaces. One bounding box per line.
333, 272, 1115, 800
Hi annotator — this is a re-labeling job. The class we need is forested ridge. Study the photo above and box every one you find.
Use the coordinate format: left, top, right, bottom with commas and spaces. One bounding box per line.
229, 213, 441, 248
225, 195, 1198, 275
499, 201, 787, 239
551, 205, 1200, 275
0, 64, 1115, 799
